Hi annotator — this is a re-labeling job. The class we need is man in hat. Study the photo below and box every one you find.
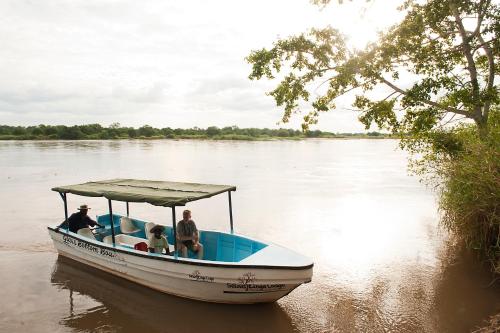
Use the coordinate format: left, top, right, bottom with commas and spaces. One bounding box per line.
176, 209, 203, 259
148, 225, 170, 255
67, 204, 103, 233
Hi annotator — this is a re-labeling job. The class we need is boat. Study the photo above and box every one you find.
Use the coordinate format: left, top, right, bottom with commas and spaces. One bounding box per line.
47, 179, 313, 304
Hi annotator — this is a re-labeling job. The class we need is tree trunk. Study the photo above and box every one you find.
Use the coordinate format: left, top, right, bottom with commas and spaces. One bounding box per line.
475, 115, 489, 140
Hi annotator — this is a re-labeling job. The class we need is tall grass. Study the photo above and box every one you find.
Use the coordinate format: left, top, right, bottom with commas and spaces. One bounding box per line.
437, 113, 500, 272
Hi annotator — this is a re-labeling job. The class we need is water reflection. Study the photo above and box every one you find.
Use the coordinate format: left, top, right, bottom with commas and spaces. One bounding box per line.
51, 256, 297, 333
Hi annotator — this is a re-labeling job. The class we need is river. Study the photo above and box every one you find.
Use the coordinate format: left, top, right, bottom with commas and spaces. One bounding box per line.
0, 139, 499, 332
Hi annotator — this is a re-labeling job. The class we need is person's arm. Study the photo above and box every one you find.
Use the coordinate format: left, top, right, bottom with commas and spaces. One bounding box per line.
85, 216, 102, 228
193, 222, 199, 242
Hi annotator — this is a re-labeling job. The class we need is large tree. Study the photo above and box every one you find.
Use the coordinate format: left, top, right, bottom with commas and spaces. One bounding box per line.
247, 0, 500, 271
247, 0, 499, 139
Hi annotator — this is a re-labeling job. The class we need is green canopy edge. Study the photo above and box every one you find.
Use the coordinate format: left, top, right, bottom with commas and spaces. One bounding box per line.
52, 179, 236, 207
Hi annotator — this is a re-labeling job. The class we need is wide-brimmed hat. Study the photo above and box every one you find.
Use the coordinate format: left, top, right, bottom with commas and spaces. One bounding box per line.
78, 204, 91, 210
149, 225, 165, 233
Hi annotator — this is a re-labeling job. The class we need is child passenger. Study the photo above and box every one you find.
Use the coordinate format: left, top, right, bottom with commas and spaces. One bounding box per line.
148, 225, 170, 255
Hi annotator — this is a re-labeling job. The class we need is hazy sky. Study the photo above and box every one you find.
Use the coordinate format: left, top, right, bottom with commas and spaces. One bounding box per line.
0, 0, 402, 132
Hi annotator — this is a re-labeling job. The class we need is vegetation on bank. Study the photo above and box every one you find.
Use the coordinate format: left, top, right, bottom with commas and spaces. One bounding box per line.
247, 0, 499, 274
0, 124, 389, 140
409, 111, 500, 273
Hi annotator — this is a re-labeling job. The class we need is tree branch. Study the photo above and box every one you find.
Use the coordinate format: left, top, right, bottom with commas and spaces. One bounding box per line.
478, 33, 495, 121
451, 3, 482, 120
379, 77, 472, 118
471, 0, 490, 39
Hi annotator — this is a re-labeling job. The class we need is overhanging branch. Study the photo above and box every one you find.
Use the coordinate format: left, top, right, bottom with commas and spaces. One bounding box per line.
379, 77, 472, 118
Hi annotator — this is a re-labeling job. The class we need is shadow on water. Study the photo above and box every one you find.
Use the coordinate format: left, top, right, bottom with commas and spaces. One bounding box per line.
432, 244, 500, 332
50, 256, 297, 333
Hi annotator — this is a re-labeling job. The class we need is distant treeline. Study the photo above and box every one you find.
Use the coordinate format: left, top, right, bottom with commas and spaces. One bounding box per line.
0, 123, 389, 140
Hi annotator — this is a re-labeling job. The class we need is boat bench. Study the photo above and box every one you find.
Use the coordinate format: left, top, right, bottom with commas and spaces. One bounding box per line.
103, 234, 174, 253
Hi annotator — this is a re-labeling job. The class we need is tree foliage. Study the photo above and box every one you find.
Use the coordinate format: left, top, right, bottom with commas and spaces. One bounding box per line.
247, 0, 499, 138
0, 124, 379, 140
247, 0, 500, 269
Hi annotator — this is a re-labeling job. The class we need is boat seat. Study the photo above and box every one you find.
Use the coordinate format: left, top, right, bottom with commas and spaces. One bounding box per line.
104, 234, 174, 254
103, 234, 144, 247
120, 216, 140, 234
144, 222, 156, 240
77, 227, 96, 240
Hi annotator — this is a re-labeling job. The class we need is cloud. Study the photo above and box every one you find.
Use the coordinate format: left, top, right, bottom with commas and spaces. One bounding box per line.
111, 83, 169, 104
186, 76, 275, 112
0, 0, 403, 131
0, 86, 79, 105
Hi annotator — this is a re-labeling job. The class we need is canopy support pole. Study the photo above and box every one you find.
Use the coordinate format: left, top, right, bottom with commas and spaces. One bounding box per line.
108, 199, 116, 245
126, 202, 129, 217
172, 206, 177, 258
59, 192, 69, 232
228, 191, 234, 234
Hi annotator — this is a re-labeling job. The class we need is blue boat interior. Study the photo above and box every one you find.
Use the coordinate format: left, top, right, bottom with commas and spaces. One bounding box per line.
63, 213, 267, 262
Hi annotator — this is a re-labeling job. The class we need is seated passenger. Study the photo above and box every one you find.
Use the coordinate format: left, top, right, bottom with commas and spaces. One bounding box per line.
176, 209, 203, 259
68, 204, 103, 233
148, 225, 170, 255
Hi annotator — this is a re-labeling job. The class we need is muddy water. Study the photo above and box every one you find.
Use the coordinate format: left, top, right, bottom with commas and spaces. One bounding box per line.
0, 139, 499, 333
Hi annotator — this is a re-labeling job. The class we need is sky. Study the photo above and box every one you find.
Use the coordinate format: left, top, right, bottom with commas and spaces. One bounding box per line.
0, 0, 403, 132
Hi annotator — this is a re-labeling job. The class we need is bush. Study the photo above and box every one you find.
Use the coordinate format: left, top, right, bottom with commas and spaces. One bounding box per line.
206, 126, 221, 137
437, 114, 500, 272
58, 126, 84, 140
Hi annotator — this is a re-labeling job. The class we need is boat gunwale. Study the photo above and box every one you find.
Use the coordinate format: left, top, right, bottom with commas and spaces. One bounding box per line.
48, 226, 314, 270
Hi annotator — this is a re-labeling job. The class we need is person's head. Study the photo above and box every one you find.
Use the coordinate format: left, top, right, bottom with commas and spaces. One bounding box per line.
78, 204, 90, 216
150, 225, 164, 238
183, 209, 191, 221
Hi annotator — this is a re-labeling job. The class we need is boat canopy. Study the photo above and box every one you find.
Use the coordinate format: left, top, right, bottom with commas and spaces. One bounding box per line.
52, 179, 236, 207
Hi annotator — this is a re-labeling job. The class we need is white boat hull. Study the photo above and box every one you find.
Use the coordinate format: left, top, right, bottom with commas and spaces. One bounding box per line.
48, 227, 312, 304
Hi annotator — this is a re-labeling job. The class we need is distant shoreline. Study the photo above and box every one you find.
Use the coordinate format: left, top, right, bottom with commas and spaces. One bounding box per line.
0, 124, 391, 141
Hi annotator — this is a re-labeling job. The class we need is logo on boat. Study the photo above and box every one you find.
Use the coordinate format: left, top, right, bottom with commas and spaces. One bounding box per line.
188, 270, 215, 283
63, 235, 116, 258
238, 272, 256, 285
226, 272, 286, 292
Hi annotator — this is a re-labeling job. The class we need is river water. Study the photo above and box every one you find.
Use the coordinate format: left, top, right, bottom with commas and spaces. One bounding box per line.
0, 139, 499, 333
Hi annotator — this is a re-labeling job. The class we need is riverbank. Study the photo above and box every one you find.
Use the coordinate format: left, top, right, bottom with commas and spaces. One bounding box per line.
0, 124, 391, 141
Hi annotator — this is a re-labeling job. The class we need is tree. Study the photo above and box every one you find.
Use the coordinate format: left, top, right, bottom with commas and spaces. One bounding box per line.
58, 126, 84, 140
247, 0, 500, 270
247, 0, 498, 139
206, 126, 221, 137
138, 125, 155, 137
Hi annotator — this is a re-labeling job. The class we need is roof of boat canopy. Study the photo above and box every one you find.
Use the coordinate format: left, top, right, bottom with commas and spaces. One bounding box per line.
52, 179, 236, 207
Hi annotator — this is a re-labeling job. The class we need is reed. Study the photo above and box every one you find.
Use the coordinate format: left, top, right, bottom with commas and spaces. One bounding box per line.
437, 114, 500, 273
